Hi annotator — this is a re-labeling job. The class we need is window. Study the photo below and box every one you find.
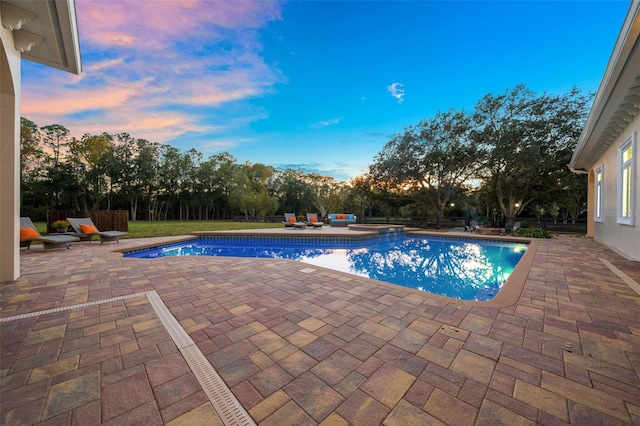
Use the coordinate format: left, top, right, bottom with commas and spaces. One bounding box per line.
595, 165, 603, 222
617, 133, 637, 225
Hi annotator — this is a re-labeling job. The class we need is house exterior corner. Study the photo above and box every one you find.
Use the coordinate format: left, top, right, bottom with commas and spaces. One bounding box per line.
570, 0, 640, 262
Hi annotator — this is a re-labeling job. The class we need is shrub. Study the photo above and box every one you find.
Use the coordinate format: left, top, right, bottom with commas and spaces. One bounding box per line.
514, 227, 551, 238
476, 216, 490, 226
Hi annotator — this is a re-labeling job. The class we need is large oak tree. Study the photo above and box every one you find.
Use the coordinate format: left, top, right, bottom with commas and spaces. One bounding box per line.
473, 85, 590, 218
370, 109, 486, 218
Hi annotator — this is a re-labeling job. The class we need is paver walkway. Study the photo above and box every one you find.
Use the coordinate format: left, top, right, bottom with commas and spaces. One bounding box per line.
1, 232, 639, 425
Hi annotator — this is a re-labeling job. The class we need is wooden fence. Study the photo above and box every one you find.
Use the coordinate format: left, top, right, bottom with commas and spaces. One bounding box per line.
47, 210, 129, 234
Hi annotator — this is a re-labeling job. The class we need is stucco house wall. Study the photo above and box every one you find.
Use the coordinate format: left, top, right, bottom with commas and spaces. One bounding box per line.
0, 21, 22, 282
591, 115, 640, 260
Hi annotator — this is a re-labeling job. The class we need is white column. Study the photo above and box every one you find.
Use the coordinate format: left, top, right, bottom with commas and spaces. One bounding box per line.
0, 28, 21, 282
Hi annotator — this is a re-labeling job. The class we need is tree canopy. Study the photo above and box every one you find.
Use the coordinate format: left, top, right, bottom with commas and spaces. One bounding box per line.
370, 109, 485, 218
369, 84, 590, 222
19, 121, 350, 221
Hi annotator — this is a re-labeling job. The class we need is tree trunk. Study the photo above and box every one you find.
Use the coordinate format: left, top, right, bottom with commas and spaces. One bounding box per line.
130, 196, 138, 221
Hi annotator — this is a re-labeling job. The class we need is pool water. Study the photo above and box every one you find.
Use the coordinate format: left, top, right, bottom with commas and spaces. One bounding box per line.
124, 235, 528, 301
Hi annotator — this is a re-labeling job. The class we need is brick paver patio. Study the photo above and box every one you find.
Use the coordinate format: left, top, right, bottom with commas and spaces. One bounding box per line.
1, 231, 639, 425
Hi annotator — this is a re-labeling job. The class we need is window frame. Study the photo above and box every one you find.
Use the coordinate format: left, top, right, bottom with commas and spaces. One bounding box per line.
617, 132, 637, 226
595, 165, 604, 223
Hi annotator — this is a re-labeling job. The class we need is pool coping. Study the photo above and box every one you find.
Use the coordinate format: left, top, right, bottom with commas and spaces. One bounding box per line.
115, 229, 537, 309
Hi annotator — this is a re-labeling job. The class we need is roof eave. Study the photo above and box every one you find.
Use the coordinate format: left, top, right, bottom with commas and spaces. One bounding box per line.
569, 0, 640, 172
2, 0, 82, 74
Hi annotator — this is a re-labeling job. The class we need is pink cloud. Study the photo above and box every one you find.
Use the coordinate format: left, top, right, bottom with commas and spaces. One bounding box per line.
20, 0, 285, 151
86, 58, 126, 72
22, 82, 144, 115
24, 99, 221, 145
187, 88, 260, 106
76, 0, 283, 50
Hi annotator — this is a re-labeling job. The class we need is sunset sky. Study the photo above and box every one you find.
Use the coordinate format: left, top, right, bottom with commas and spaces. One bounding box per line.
21, 0, 630, 182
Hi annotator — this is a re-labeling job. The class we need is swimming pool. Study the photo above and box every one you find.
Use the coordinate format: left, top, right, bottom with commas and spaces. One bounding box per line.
124, 234, 528, 301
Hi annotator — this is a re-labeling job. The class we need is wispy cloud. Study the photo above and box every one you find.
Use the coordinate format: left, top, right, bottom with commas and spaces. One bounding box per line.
311, 117, 342, 128
387, 82, 405, 104
20, 0, 285, 150
85, 58, 125, 72
22, 81, 146, 116
275, 161, 353, 182
200, 137, 256, 151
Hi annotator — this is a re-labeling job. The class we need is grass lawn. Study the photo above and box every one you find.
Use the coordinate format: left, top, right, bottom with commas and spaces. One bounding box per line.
33, 220, 282, 239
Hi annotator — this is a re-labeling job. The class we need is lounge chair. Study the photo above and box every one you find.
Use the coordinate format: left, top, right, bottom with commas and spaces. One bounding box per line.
67, 217, 127, 244
282, 213, 307, 229
19, 217, 80, 251
305, 213, 324, 229
470, 220, 482, 232
511, 221, 521, 235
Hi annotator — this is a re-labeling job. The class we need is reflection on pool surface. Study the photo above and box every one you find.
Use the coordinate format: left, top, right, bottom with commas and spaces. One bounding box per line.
124, 235, 528, 301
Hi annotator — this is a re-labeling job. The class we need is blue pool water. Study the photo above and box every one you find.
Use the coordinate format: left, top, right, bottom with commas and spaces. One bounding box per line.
124, 235, 528, 301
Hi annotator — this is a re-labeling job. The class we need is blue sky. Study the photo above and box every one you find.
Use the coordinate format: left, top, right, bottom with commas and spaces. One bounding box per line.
21, 0, 631, 182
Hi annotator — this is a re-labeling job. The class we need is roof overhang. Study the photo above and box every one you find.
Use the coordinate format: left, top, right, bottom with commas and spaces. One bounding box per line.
569, 0, 640, 172
1, 0, 81, 74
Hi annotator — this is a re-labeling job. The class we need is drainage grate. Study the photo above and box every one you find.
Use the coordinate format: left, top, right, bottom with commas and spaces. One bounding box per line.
146, 290, 194, 349
0, 292, 150, 323
182, 345, 256, 426
146, 290, 256, 426
1, 290, 257, 425
600, 258, 640, 295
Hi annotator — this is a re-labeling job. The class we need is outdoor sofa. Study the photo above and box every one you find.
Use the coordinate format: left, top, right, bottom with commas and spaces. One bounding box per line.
328, 213, 356, 227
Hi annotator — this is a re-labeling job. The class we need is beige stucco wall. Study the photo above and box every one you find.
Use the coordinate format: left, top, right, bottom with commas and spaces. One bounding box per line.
0, 25, 21, 282
590, 113, 640, 261
586, 171, 595, 238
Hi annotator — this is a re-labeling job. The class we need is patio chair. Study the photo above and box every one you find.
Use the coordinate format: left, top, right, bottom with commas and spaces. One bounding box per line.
19, 217, 80, 251
305, 213, 324, 229
470, 220, 483, 232
67, 217, 127, 244
282, 213, 306, 229
511, 221, 521, 235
